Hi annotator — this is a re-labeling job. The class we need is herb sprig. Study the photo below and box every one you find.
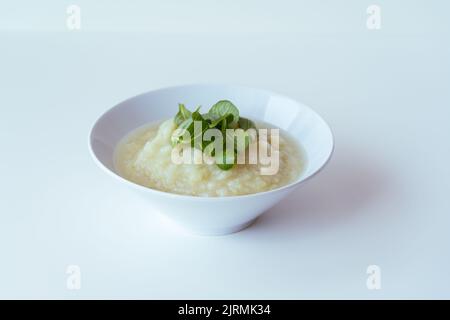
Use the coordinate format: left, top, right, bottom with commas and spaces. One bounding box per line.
171, 100, 256, 170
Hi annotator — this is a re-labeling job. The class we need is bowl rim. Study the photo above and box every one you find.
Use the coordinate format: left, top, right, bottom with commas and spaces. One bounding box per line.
88, 83, 335, 201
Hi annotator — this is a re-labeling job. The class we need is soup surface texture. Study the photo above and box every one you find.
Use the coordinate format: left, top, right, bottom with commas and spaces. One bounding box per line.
114, 119, 305, 196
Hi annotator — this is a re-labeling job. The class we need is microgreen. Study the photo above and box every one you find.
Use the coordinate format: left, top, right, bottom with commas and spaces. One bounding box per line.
172, 100, 255, 170
208, 100, 239, 127
174, 104, 200, 126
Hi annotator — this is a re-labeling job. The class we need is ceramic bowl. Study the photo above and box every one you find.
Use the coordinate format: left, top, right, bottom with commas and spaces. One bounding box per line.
89, 84, 333, 235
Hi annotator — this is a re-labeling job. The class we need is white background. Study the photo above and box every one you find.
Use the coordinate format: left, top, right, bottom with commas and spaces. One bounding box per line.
0, 0, 449, 299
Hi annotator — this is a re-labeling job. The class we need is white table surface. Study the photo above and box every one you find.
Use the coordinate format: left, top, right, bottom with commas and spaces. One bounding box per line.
1, 1, 449, 299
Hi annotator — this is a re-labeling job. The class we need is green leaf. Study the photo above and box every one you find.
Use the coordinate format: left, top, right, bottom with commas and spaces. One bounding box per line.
238, 117, 256, 130
217, 162, 234, 170
202, 113, 215, 122
191, 111, 210, 150
174, 104, 200, 126
171, 117, 194, 146
216, 149, 235, 170
209, 113, 234, 128
208, 100, 239, 126
174, 103, 189, 126
172, 100, 256, 171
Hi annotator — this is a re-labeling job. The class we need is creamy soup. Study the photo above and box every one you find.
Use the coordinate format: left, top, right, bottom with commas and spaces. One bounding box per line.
114, 119, 305, 197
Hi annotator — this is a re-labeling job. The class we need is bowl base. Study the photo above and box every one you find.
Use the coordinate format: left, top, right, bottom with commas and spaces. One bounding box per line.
168, 218, 258, 236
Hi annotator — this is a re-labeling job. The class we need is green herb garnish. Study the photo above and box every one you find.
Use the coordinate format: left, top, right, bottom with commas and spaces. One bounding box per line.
172, 100, 256, 170
208, 100, 240, 127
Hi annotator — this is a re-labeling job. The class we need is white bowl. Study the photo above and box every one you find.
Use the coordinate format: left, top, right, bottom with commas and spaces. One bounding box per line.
89, 84, 334, 235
